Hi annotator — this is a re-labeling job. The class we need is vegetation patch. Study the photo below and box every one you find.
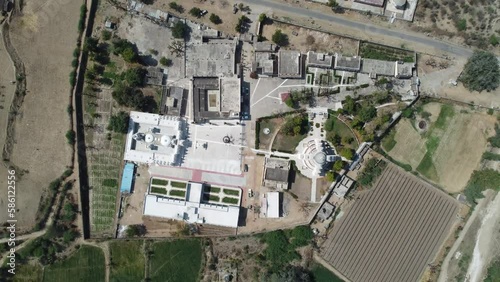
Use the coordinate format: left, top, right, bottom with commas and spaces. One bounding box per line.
360, 42, 414, 62
110, 241, 145, 282
382, 129, 397, 152
151, 186, 167, 195
463, 169, 500, 205
358, 159, 387, 187
171, 181, 187, 189
102, 178, 118, 187
222, 197, 239, 205
151, 178, 168, 186
482, 151, 500, 161
311, 263, 344, 282
149, 239, 202, 282
459, 51, 499, 92
484, 258, 500, 282
223, 189, 240, 196
169, 190, 186, 198
43, 246, 105, 282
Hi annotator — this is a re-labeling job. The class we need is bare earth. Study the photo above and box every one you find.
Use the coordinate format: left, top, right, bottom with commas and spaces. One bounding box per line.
0, 0, 77, 231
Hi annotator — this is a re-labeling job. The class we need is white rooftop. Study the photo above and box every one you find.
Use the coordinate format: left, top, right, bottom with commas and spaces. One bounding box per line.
267, 192, 280, 218
143, 182, 240, 228
124, 112, 186, 166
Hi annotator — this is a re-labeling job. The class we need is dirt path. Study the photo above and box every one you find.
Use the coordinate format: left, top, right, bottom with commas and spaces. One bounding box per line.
438, 191, 495, 282
466, 191, 500, 282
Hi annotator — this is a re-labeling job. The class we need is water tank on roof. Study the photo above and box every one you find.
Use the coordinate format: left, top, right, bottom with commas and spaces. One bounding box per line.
393, 0, 406, 9
145, 134, 154, 143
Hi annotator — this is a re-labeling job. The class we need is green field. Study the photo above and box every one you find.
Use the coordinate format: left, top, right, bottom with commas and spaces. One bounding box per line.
151, 178, 168, 186
43, 245, 105, 282
171, 181, 187, 189
360, 42, 414, 62
110, 241, 145, 282
149, 239, 202, 282
13, 262, 43, 282
311, 263, 344, 282
223, 189, 240, 196
151, 186, 167, 194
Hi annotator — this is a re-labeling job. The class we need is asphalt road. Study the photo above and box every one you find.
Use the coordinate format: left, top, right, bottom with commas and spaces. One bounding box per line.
243, 0, 474, 58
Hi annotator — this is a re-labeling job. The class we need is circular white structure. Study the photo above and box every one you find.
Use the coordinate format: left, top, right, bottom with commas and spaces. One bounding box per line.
313, 152, 327, 166
263, 128, 271, 135
145, 134, 154, 143
393, 0, 406, 9
160, 135, 172, 146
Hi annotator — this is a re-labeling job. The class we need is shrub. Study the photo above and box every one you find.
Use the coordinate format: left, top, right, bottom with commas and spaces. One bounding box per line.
69, 71, 76, 87
490, 35, 499, 46
160, 56, 172, 66
455, 18, 467, 31
325, 171, 335, 182
290, 225, 313, 247
71, 59, 78, 68
459, 51, 499, 92
169, 2, 183, 13
272, 29, 289, 46
102, 30, 112, 41
358, 159, 387, 187
107, 111, 130, 133
333, 160, 344, 171
189, 7, 202, 18
463, 169, 500, 204
258, 13, 267, 22
65, 130, 76, 145
209, 14, 222, 24
339, 148, 354, 160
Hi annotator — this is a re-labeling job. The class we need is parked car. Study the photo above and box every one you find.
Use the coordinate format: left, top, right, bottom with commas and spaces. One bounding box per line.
244, 164, 249, 172
248, 189, 253, 198
200, 10, 208, 16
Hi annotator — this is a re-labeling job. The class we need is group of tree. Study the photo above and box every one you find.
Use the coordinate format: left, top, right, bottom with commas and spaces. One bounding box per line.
459, 50, 499, 92
272, 29, 289, 46
112, 38, 139, 63
358, 158, 387, 187
285, 89, 315, 108
281, 114, 309, 136
107, 111, 130, 133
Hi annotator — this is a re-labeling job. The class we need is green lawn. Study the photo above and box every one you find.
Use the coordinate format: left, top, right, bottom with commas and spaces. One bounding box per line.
382, 129, 397, 152
324, 116, 358, 149
223, 189, 240, 196
169, 190, 186, 197
310, 263, 344, 282
222, 197, 239, 205
13, 262, 43, 282
258, 119, 279, 150
208, 186, 221, 193
109, 241, 145, 282
151, 178, 168, 186
151, 186, 167, 195
171, 181, 187, 189
272, 131, 307, 153
149, 239, 202, 282
43, 245, 105, 282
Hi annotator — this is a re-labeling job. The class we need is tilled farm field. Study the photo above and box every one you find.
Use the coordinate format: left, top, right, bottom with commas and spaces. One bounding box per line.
320, 165, 460, 282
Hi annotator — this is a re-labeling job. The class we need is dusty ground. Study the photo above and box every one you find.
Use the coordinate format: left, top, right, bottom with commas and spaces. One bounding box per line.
439, 190, 500, 282
387, 103, 496, 193
261, 21, 359, 55
0, 0, 77, 231
387, 119, 426, 168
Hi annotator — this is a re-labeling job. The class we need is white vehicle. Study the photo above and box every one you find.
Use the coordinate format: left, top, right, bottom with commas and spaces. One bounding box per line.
248, 189, 253, 198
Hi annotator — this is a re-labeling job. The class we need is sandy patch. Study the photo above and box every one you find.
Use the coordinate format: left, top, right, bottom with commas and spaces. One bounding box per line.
0, 0, 79, 230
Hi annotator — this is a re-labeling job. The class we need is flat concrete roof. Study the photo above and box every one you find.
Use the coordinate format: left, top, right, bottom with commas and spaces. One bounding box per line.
185, 39, 237, 77
354, 0, 386, 7
335, 55, 362, 71
361, 58, 396, 77
220, 77, 241, 113
192, 77, 240, 122
160, 86, 187, 116
265, 168, 289, 182
307, 51, 333, 68
143, 182, 240, 228
278, 50, 302, 78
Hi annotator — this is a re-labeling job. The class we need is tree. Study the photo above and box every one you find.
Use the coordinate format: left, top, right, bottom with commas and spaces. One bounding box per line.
121, 47, 138, 63
122, 67, 146, 87
272, 29, 289, 46
333, 160, 344, 171
455, 18, 467, 31
459, 51, 499, 92
284, 96, 295, 108
112, 83, 144, 109
169, 2, 183, 13
235, 15, 249, 33
66, 130, 75, 145
325, 171, 335, 182
102, 30, 112, 41
108, 111, 130, 133
63, 230, 78, 244
84, 37, 99, 53
249, 71, 258, 79
258, 13, 267, 22
160, 56, 172, 66
172, 21, 188, 38
291, 225, 313, 247
328, 0, 339, 7
189, 7, 202, 18
358, 105, 377, 122
343, 95, 357, 114
209, 14, 222, 24
490, 35, 499, 46
340, 148, 354, 160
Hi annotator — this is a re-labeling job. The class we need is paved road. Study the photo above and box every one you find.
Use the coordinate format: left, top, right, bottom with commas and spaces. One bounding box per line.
243, 0, 473, 58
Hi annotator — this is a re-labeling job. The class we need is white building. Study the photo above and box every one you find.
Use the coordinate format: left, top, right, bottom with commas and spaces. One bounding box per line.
261, 192, 281, 218
143, 182, 240, 228
124, 111, 186, 166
